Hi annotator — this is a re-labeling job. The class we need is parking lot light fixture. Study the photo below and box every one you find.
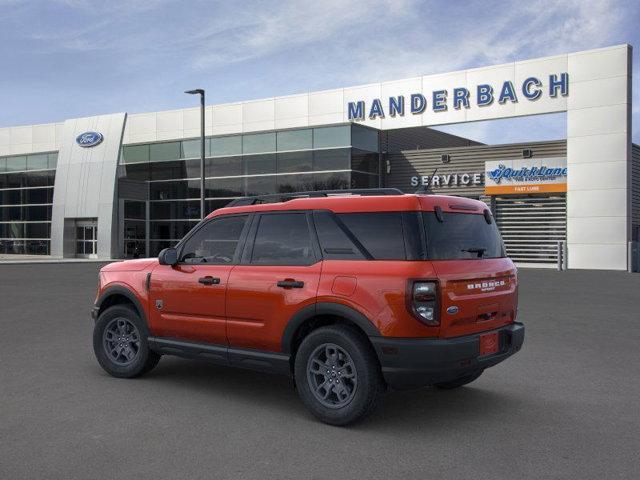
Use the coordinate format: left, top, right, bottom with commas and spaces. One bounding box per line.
185, 89, 206, 220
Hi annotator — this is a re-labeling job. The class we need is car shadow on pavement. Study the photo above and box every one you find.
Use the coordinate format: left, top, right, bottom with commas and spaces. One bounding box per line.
117, 357, 531, 431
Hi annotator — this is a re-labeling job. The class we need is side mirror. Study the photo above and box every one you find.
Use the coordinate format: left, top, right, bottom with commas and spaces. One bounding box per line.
158, 247, 178, 266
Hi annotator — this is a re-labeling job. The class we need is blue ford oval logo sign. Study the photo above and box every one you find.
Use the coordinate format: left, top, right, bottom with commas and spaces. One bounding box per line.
447, 306, 459, 315
76, 131, 103, 148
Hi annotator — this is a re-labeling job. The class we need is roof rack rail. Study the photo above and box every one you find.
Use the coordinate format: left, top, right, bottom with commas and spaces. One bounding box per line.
225, 188, 404, 207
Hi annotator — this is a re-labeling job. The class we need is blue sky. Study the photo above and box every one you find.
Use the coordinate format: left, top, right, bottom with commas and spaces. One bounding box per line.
0, 0, 638, 144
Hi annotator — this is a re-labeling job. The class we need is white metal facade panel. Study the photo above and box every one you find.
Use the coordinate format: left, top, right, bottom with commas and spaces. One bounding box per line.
0, 122, 63, 156
50, 113, 126, 259
566, 45, 631, 270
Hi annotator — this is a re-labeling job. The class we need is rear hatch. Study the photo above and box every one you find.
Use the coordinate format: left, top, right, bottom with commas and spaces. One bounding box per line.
421, 209, 518, 338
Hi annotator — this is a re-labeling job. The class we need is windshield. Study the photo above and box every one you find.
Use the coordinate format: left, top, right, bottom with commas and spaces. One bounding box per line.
422, 212, 505, 260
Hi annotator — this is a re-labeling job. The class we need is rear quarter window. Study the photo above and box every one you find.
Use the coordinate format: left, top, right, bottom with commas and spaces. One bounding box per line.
336, 212, 406, 260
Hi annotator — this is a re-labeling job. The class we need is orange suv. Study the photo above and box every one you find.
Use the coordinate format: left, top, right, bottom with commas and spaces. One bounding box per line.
92, 189, 524, 425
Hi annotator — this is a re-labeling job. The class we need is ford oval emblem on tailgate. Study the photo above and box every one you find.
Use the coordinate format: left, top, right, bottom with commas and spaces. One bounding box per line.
447, 306, 459, 315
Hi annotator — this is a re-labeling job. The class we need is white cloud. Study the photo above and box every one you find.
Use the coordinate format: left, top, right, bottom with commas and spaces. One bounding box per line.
2, 0, 638, 141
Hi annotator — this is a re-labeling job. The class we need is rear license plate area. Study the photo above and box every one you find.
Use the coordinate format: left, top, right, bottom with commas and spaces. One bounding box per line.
479, 332, 499, 356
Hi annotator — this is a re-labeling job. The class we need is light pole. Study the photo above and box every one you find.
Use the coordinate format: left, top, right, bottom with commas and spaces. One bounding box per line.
185, 89, 205, 220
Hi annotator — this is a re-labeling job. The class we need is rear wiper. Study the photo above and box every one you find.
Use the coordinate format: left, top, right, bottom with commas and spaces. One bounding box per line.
461, 247, 486, 258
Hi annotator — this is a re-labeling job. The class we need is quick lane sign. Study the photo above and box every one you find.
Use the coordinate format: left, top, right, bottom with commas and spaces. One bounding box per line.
348, 73, 569, 120
485, 157, 567, 195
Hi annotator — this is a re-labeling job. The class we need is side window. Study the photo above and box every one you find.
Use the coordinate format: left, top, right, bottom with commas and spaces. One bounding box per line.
180, 215, 248, 264
313, 211, 365, 260
251, 213, 314, 265
337, 212, 407, 260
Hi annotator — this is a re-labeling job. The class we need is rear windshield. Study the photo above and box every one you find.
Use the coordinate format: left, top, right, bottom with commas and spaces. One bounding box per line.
423, 212, 505, 260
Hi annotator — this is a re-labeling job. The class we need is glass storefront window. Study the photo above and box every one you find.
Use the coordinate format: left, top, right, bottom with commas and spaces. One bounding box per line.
0, 221, 24, 238
122, 144, 150, 164
351, 149, 379, 174
277, 151, 313, 173
205, 199, 233, 213
150, 180, 200, 200
277, 174, 316, 193
0, 164, 55, 255
26, 171, 55, 187
313, 148, 350, 171
181, 138, 211, 159
246, 175, 276, 196
25, 188, 53, 204
211, 136, 242, 157
150, 200, 201, 220
205, 177, 245, 197
351, 125, 379, 152
48, 153, 58, 170
150, 142, 181, 162
27, 154, 49, 171
312, 172, 350, 190
313, 126, 350, 149
244, 154, 276, 175
0, 153, 56, 174
0, 189, 20, 205
150, 221, 198, 240
124, 201, 145, 220
277, 129, 312, 151
206, 156, 243, 177
116, 128, 380, 259
351, 171, 379, 189
149, 240, 175, 257
150, 159, 200, 181
243, 133, 276, 154
5, 156, 27, 172
121, 163, 150, 181
25, 222, 50, 238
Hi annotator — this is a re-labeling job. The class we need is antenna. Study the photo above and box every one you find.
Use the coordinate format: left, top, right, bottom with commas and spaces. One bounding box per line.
415, 168, 438, 194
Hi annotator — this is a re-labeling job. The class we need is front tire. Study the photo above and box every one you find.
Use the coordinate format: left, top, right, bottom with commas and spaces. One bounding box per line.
294, 325, 384, 426
93, 304, 160, 378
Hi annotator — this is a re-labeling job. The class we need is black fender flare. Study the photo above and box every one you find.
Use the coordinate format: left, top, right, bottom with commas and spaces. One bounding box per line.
281, 302, 380, 354
95, 285, 148, 326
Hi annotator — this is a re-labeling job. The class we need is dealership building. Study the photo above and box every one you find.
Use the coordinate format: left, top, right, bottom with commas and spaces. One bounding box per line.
0, 44, 637, 271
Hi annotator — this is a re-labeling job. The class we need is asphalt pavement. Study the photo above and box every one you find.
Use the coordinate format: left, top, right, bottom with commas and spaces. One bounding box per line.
1, 262, 639, 479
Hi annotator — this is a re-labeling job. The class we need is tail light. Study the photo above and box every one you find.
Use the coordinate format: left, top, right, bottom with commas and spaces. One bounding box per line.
408, 280, 439, 326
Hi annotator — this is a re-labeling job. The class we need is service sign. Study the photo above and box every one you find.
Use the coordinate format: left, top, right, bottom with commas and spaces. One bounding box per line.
484, 157, 567, 195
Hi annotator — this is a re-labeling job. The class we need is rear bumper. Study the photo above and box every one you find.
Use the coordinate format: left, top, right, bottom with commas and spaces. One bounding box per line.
371, 322, 524, 390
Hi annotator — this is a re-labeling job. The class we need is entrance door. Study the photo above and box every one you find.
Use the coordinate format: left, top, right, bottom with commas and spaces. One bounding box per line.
148, 214, 250, 345
76, 220, 98, 258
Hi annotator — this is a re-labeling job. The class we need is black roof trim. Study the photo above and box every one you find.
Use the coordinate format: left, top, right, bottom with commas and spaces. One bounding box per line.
225, 188, 404, 207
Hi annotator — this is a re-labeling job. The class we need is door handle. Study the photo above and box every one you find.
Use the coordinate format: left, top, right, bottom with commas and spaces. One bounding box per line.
198, 276, 220, 285
277, 279, 304, 288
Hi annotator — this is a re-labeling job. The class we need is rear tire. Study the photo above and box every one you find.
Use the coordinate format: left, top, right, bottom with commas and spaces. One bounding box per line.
93, 304, 160, 378
294, 325, 384, 426
435, 370, 483, 390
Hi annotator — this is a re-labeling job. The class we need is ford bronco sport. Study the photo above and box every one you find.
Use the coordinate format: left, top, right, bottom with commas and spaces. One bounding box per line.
92, 189, 524, 425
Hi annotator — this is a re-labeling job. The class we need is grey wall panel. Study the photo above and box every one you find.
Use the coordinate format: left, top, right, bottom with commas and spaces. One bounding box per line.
632, 144, 640, 236
385, 140, 567, 196
50, 113, 126, 259
382, 126, 482, 153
